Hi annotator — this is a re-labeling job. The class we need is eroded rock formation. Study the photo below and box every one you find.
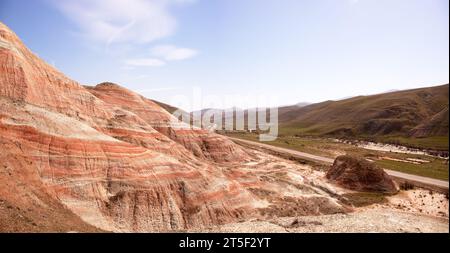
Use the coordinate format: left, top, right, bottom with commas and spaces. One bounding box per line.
326, 155, 399, 194
0, 22, 346, 232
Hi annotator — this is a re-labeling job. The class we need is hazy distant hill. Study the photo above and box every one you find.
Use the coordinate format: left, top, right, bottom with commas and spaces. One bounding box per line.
278, 84, 449, 150
154, 85, 448, 150
151, 99, 184, 114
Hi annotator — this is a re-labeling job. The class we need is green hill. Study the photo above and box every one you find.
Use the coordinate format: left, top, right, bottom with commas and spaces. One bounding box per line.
278, 84, 449, 150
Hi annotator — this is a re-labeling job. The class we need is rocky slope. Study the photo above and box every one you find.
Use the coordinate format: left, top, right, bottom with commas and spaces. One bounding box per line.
0, 22, 256, 232
0, 22, 349, 232
85, 82, 247, 163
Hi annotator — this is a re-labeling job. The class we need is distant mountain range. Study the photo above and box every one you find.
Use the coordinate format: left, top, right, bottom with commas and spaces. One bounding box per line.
154, 85, 449, 150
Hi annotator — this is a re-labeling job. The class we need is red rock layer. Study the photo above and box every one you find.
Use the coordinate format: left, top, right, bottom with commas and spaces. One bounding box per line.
0, 136, 103, 232
87, 83, 249, 162
0, 22, 257, 231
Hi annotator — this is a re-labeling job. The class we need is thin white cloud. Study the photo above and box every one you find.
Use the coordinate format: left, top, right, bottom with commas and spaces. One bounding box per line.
124, 45, 197, 67
121, 65, 136, 70
51, 0, 194, 45
137, 87, 180, 92
151, 45, 198, 61
125, 58, 166, 67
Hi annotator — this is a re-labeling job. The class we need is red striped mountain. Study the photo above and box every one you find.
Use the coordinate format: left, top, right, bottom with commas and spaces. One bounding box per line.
0, 22, 346, 232
0, 22, 256, 231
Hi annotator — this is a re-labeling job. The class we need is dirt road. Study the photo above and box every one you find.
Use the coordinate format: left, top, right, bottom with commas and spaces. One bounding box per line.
229, 137, 449, 192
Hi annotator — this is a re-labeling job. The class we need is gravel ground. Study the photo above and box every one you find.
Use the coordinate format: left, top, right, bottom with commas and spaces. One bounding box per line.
200, 187, 449, 233
207, 208, 448, 233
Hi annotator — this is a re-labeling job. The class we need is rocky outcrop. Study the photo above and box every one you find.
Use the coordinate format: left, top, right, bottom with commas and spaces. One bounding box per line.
326, 155, 398, 193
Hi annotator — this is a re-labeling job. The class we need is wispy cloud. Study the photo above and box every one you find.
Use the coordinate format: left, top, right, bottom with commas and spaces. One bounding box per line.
51, 0, 194, 45
51, 0, 199, 69
125, 58, 166, 67
137, 87, 180, 93
124, 45, 198, 67
151, 45, 198, 61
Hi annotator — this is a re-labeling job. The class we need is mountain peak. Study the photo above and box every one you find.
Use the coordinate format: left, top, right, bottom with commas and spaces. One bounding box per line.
0, 22, 25, 56
0, 22, 16, 38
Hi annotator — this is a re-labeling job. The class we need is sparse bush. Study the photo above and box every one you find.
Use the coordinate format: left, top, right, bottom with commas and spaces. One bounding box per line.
400, 182, 414, 191
341, 192, 387, 207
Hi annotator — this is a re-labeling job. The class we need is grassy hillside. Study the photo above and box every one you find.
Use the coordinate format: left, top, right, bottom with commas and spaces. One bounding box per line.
278, 84, 449, 150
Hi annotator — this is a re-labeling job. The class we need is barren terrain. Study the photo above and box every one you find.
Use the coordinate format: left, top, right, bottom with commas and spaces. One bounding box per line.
0, 22, 448, 233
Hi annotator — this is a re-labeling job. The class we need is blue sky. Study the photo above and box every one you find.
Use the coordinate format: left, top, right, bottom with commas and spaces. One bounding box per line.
0, 0, 448, 110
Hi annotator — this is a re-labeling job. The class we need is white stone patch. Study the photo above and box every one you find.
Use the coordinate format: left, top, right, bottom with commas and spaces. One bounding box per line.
287, 171, 304, 183
0, 37, 23, 58
1, 101, 120, 142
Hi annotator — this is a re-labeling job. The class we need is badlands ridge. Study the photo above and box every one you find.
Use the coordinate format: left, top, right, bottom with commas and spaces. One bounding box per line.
0, 22, 447, 232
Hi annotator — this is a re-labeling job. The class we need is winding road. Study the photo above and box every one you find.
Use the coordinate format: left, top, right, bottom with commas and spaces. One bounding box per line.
229, 137, 449, 192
